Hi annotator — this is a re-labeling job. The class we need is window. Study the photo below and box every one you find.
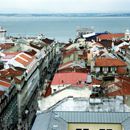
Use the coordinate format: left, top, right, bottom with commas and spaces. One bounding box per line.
99, 129, 105, 130
53, 89, 57, 92
107, 129, 112, 130
76, 128, 89, 130
108, 67, 111, 73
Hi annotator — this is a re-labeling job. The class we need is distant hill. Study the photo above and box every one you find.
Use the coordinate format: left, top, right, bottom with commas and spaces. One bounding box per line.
0, 13, 130, 17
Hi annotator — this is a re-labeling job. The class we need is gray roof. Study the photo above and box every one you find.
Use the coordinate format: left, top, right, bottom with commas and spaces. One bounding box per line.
32, 111, 68, 130
32, 112, 52, 130
32, 111, 130, 130
122, 117, 130, 130
55, 111, 130, 124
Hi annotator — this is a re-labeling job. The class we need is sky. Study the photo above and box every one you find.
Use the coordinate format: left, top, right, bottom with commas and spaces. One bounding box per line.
0, 0, 130, 13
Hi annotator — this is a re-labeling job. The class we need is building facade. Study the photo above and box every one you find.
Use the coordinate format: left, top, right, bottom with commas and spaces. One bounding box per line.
0, 30, 61, 130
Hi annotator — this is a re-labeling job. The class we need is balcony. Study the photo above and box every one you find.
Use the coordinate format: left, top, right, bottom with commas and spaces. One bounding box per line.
0, 95, 7, 114
0, 96, 17, 129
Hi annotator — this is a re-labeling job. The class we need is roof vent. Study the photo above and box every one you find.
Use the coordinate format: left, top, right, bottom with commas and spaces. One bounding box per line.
52, 124, 58, 130
54, 114, 59, 118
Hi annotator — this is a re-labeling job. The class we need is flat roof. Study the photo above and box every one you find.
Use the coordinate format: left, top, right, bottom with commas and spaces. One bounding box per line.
32, 97, 130, 130
32, 111, 130, 130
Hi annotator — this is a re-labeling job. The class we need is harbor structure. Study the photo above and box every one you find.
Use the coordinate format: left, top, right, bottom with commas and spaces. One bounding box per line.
0, 26, 6, 43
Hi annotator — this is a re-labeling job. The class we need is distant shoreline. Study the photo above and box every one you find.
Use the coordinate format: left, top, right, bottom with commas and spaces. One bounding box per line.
1, 13, 130, 17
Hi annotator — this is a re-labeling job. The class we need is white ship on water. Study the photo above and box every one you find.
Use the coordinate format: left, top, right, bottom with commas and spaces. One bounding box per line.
77, 27, 95, 38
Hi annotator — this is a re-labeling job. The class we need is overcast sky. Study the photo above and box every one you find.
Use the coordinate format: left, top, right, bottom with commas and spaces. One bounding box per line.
0, 0, 130, 13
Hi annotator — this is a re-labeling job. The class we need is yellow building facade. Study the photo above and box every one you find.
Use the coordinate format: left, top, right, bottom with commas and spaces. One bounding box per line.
68, 123, 122, 130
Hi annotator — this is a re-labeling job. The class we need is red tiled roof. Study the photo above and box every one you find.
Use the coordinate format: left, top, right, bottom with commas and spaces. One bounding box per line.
107, 87, 130, 96
107, 90, 126, 96
59, 61, 73, 68
0, 68, 24, 77
120, 45, 129, 49
63, 48, 77, 57
20, 54, 32, 61
3, 52, 21, 59
0, 76, 10, 82
107, 77, 130, 96
117, 67, 127, 75
14, 77, 24, 84
118, 76, 130, 82
51, 72, 87, 87
0, 80, 11, 88
95, 58, 127, 67
15, 57, 29, 66
14, 53, 35, 67
97, 33, 124, 41
0, 43, 14, 50
58, 68, 88, 73
59, 60, 87, 73
92, 78, 102, 85
0, 68, 24, 84
44, 86, 51, 97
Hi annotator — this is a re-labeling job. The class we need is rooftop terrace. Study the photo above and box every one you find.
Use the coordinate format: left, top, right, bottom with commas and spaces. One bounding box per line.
53, 96, 130, 112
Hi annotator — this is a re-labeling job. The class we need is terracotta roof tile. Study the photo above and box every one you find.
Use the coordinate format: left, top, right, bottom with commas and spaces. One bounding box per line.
58, 68, 88, 73
107, 77, 130, 96
3, 52, 21, 59
0, 80, 11, 88
59, 61, 74, 68
44, 86, 51, 97
14, 53, 35, 67
118, 76, 130, 82
107, 87, 130, 96
63, 48, 77, 57
98, 33, 124, 41
51, 72, 87, 87
92, 78, 102, 85
0, 43, 14, 50
117, 67, 127, 75
120, 45, 129, 49
0, 68, 24, 77
95, 58, 127, 67
20, 54, 32, 61
15, 57, 29, 67
14, 77, 24, 84
0, 76, 10, 82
